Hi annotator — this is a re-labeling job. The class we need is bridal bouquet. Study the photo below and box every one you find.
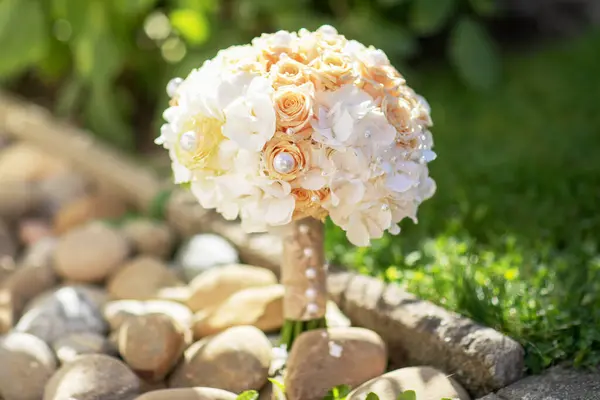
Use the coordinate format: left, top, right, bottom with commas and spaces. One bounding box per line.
156, 25, 436, 346
156, 25, 436, 248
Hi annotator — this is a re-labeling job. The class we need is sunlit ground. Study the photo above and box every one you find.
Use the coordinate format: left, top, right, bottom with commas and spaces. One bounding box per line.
326, 29, 600, 372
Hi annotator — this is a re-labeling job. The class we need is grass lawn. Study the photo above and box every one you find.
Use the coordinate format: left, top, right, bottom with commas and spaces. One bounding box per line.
326, 29, 600, 373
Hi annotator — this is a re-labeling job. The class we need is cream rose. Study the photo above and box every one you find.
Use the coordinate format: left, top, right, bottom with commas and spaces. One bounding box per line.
310, 51, 354, 91
382, 95, 419, 143
273, 83, 314, 133
292, 187, 330, 221
263, 134, 311, 181
270, 57, 310, 88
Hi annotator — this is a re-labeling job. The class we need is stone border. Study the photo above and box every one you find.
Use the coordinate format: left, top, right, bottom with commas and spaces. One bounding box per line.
327, 271, 524, 397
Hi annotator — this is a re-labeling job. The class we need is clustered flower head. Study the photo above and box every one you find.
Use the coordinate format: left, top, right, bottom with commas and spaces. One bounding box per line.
156, 25, 436, 247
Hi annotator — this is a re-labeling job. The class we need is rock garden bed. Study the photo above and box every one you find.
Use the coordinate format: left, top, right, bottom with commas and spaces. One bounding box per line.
0, 93, 585, 400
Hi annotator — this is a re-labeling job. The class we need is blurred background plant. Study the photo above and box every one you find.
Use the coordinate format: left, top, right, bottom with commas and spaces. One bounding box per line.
2, 0, 598, 150
2, 0, 600, 374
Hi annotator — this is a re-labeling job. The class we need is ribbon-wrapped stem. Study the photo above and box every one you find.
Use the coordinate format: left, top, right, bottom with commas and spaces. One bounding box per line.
280, 217, 328, 350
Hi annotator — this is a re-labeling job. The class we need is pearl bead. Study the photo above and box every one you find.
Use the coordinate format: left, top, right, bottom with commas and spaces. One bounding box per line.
306, 303, 318, 315
166, 77, 183, 97
303, 248, 313, 257
306, 288, 317, 299
286, 128, 295, 135
299, 225, 309, 234
364, 130, 371, 138
320, 171, 327, 177
179, 131, 196, 152
381, 204, 390, 211
376, 156, 383, 163
310, 195, 319, 202
273, 152, 296, 174
305, 268, 317, 279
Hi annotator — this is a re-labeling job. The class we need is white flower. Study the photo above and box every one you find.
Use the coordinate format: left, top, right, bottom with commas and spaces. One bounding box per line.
222, 75, 276, 151
311, 85, 374, 150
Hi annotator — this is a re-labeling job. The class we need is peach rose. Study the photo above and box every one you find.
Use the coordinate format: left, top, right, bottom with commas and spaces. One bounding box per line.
270, 57, 310, 88
382, 95, 418, 142
292, 187, 330, 221
310, 51, 354, 91
273, 83, 314, 133
263, 134, 311, 181
357, 64, 406, 100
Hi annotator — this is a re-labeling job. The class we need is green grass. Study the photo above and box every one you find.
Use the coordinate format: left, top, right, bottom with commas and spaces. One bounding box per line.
325, 29, 600, 373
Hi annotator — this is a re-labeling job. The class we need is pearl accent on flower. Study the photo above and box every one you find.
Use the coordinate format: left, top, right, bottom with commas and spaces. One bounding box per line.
321, 171, 327, 177
306, 288, 317, 299
310, 195, 319, 202
273, 152, 296, 174
364, 130, 371, 138
299, 224, 309, 234
286, 128, 295, 135
305, 268, 317, 279
306, 303, 318, 315
179, 131, 197, 152
166, 77, 183, 97
381, 204, 390, 211
303, 248, 313, 257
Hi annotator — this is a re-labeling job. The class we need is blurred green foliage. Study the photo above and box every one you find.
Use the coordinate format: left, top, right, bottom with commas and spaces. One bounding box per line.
0, 0, 500, 149
327, 30, 600, 372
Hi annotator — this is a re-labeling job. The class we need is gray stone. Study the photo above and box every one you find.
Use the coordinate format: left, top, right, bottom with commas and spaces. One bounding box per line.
328, 271, 525, 397
15, 285, 108, 343
487, 366, 600, 400
175, 234, 239, 281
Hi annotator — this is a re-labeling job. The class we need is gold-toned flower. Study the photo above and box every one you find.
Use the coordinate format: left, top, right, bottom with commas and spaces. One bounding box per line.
175, 115, 225, 171
270, 57, 311, 88
263, 134, 311, 181
357, 63, 406, 100
292, 187, 330, 221
382, 95, 418, 142
310, 51, 355, 91
273, 83, 314, 133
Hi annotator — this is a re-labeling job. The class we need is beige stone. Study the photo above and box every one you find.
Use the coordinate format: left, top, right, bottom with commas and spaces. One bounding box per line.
285, 327, 387, 400
53, 223, 130, 283
107, 256, 184, 300
43, 354, 139, 400
0, 144, 66, 183
134, 388, 237, 400
186, 264, 277, 312
192, 284, 284, 338
104, 299, 193, 331
0, 263, 57, 334
169, 326, 271, 392
53, 194, 127, 234
0, 332, 57, 400
347, 366, 471, 400
119, 313, 189, 382
122, 219, 175, 259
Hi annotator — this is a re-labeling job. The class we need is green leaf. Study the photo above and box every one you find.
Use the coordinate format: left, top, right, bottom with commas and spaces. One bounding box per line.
170, 9, 210, 45
366, 393, 380, 400
397, 390, 417, 400
85, 85, 134, 150
410, 0, 456, 35
268, 377, 286, 394
323, 384, 352, 400
448, 17, 500, 90
468, 0, 497, 17
54, 77, 84, 117
236, 391, 259, 400
0, 0, 48, 78
51, 0, 90, 37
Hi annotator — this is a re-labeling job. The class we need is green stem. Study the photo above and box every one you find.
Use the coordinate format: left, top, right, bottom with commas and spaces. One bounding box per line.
280, 317, 327, 351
